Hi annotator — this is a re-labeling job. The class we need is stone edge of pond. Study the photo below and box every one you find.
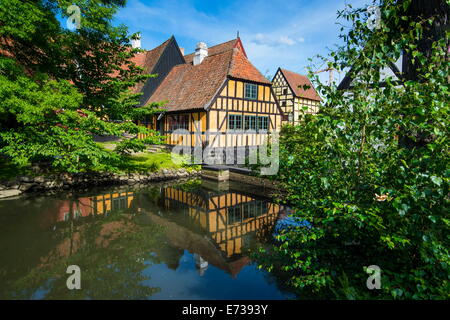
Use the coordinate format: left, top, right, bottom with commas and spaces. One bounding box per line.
0, 169, 201, 200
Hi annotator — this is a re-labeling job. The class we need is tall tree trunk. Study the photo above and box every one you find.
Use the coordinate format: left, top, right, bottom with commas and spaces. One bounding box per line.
398, 0, 449, 149
402, 0, 450, 81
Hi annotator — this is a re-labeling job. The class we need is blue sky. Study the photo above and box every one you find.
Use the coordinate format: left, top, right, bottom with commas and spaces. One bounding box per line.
115, 0, 370, 82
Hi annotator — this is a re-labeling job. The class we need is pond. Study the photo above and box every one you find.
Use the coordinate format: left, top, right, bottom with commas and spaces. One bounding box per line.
0, 178, 296, 300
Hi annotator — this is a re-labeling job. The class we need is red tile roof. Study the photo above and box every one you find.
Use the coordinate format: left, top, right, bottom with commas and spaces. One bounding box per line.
229, 48, 270, 84
184, 38, 247, 64
148, 49, 233, 112
145, 38, 269, 112
280, 68, 321, 101
228, 256, 251, 277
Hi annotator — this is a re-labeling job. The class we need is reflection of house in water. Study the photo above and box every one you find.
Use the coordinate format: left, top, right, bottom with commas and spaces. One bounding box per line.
39, 191, 141, 266
161, 186, 280, 258
41, 185, 282, 278
194, 253, 209, 276
90, 191, 134, 216
151, 183, 283, 276
42, 192, 135, 228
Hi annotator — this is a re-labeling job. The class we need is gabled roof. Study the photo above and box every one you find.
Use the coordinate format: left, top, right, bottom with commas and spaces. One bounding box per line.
337, 54, 405, 90
149, 49, 233, 112
229, 48, 269, 84
130, 37, 174, 93
277, 68, 321, 102
145, 38, 270, 112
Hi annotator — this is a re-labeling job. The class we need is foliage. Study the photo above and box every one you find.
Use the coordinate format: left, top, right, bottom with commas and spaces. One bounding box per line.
0, 0, 163, 173
256, 0, 449, 299
0, 156, 33, 180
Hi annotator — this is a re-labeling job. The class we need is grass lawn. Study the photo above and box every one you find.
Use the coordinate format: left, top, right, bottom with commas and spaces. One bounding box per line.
0, 143, 199, 181
117, 151, 198, 173
95, 141, 199, 173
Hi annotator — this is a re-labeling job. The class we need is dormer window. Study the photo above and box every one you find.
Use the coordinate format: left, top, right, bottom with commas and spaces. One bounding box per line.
244, 83, 257, 100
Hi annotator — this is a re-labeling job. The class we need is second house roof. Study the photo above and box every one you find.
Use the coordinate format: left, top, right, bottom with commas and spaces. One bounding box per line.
278, 68, 321, 101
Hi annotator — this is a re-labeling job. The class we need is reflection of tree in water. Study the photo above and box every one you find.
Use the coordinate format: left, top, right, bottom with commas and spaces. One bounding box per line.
1, 180, 292, 299
4, 196, 164, 300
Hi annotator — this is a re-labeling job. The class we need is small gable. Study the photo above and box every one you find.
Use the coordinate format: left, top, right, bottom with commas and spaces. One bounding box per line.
228, 48, 270, 84
279, 68, 321, 101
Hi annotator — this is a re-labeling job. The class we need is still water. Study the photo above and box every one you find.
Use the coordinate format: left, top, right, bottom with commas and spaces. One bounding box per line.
0, 179, 295, 300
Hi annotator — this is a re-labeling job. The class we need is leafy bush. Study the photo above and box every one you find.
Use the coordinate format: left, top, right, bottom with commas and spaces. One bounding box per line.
257, 0, 449, 299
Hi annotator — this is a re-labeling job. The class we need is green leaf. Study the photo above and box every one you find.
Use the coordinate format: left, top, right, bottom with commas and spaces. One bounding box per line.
431, 176, 443, 187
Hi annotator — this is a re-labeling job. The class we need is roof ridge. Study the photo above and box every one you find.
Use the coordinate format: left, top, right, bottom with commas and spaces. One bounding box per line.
148, 37, 172, 53
225, 48, 236, 77
281, 68, 308, 77
208, 38, 237, 49
133, 37, 172, 56
228, 48, 270, 84
279, 67, 321, 101
206, 47, 235, 58
184, 38, 238, 57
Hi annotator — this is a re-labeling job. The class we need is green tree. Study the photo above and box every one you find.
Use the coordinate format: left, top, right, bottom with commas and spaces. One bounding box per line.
0, 0, 163, 173
257, 0, 449, 299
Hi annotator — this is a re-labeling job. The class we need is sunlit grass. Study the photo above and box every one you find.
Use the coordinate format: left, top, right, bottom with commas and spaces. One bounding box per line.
118, 151, 196, 173
0, 143, 199, 181
95, 141, 200, 173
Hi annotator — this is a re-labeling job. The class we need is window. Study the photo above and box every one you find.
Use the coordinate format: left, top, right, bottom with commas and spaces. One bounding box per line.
243, 202, 258, 220
258, 116, 269, 131
244, 83, 258, 100
283, 88, 288, 95
288, 112, 294, 122
256, 201, 269, 216
282, 101, 287, 107
228, 205, 242, 224
141, 116, 153, 127
228, 114, 242, 130
168, 115, 189, 131
244, 115, 257, 130
112, 197, 127, 210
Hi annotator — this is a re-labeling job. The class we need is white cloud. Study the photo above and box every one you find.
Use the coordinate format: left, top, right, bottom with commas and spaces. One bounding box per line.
279, 36, 296, 46
115, 0, 372, 83
252, 33, 298, 47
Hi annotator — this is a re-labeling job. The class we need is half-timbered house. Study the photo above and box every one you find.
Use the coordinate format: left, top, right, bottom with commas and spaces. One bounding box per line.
132, 36, 283, 161
271, 68, 321, 125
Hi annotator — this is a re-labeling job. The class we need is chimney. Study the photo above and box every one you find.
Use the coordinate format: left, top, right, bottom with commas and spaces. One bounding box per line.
179, 47, 185, 56
193, 42, 208, 65
131, 34, 141, 49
